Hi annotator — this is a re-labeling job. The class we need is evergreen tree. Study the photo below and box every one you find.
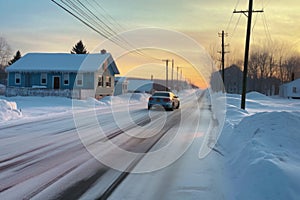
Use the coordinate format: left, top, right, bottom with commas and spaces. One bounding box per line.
70, 40, 88, 54
8, 50, 21, 65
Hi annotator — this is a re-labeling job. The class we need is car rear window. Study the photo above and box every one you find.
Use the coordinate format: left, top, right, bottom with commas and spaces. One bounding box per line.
152, 92, 170, 97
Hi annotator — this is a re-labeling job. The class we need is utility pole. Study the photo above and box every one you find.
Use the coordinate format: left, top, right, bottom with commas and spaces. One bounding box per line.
171, 59, 174, 90
176, 66, 182, 91
233, 0, 263, 110
162, 59, 171, 91
218, 30, 229, 85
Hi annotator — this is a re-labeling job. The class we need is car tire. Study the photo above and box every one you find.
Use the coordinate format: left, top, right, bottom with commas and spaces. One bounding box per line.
168, 103, 174, 111
176, 102, 180, 109
148, 105, 151, 110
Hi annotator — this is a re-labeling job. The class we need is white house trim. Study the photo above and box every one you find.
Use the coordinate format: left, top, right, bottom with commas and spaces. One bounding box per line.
15, 73, 21, 85
41, 73, 47, 85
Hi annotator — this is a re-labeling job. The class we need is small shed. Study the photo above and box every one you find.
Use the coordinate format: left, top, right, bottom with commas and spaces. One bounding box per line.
279, 78, 300, 99
5, 52, 120, 99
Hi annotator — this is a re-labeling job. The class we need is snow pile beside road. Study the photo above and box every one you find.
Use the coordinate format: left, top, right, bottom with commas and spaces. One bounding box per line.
219, 93, 300, 200
0, 99, 22, 121
246, 91, 272, 100
100, 93, 150, 105
226, 112, 300, 200
0, 93, 151, 122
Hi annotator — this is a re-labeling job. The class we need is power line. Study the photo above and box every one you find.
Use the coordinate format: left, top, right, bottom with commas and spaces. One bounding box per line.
227, 13, 242, 45
52, 0, 161, 62
224, 0, 242, 32
251, 12, 259, 43
262, 13, 273, 43
88, 0, 127, 32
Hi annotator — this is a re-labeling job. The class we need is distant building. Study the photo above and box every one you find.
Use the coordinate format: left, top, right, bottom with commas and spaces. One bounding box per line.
114, 77, 128, 96
5, 51, 120, 99
127, 79, 154, 93
224, 65, 243, 94
211, 64, 281, 95
279, 78, 300, 99
126, 78, 178, 94
211, 65, 244, 94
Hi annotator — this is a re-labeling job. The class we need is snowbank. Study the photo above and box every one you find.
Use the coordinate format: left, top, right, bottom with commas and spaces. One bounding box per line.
219, 92, 300, 200
100, 93, 150, 105
246, 91, 272, 100
0, 99, 22, 121
226, 112, 300, 200
0, 93, 151, 123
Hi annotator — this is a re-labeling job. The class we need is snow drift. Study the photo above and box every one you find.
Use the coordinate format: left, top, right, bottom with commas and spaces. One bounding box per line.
219, 93, 300, 200
0, 99, 22, 121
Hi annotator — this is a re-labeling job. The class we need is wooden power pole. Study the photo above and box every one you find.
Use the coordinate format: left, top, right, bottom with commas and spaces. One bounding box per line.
233, 0, 263, 110
218, 30, 229, 86
162, 59, 171, 91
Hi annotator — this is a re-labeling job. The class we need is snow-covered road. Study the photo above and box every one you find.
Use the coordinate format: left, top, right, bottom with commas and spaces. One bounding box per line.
0, 90, 219, 199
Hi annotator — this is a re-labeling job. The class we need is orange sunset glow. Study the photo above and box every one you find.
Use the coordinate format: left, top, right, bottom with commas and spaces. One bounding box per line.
1, 0, 300, 87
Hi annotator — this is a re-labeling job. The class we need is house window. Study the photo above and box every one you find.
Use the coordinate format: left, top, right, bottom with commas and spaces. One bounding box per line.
41, 73, 47, 85
63, 73, 69, 85
293, 87, 297, 93
98, 76, 103, 87
76, 73, 83, 86
15, 73, 21, 85
106, 76, 111, 87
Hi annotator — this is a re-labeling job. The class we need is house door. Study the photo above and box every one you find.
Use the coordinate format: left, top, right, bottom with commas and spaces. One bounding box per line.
53, 76, 60, 89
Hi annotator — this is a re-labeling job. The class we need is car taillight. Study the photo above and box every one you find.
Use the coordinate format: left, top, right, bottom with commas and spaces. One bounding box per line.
149, 97, 154, 101
163, 98, 171, 102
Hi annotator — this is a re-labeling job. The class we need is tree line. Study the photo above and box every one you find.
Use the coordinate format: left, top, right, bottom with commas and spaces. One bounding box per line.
210, 40, 300, 95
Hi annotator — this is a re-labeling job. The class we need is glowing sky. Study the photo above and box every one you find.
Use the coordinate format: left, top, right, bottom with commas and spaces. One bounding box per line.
0, 0, 299, 87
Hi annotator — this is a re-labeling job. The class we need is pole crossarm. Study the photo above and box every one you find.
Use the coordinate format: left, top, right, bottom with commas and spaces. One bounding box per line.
233, 9, 264, 17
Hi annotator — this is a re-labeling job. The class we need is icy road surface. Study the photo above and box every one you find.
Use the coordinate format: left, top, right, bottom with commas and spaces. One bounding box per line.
0, 91, 224, 199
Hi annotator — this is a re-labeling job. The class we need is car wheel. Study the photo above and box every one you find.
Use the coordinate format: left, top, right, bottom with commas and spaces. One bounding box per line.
176, 102, 180, 109
169, 103, 174, 111
148, 105, 151, 110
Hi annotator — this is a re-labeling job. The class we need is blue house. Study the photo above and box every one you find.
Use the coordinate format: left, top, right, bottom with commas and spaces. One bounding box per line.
5, 50, 120, 99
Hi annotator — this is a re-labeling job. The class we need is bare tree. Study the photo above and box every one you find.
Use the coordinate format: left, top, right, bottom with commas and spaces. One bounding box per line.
0, 37, 12, 70
284, 55, 300, 82
208, 41, 220, 71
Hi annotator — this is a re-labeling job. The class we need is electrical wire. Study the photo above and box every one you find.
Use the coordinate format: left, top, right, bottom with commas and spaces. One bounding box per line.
227, 13, 242, 45
251, 12, 259, 44
87, 0, 127, 32
224, 0, 241, 32
262, 13, 273, 44
52, 0, 162, 62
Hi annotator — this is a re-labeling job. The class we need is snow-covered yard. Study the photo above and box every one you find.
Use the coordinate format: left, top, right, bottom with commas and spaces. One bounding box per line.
0, 91, 300, 199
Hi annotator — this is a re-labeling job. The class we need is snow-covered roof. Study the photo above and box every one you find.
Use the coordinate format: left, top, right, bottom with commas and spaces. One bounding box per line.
115, 76, 128, 83
6, 53, 120, 74
284, 78, 300, 87
127, 79, 153, 92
